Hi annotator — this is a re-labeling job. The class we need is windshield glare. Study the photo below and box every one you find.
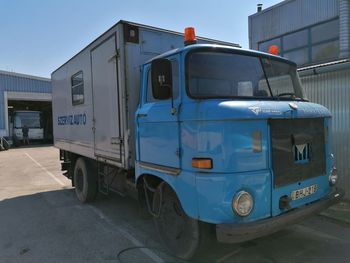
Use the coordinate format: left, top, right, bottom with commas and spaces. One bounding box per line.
186, 51, 306, 100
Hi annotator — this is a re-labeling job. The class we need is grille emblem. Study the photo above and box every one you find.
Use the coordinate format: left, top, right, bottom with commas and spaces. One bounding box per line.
294, 143, 310, 163
248, 106, 261, 115
296, 144, 306, 154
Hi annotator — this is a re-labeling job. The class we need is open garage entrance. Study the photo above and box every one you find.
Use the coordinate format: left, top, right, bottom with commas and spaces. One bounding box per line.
6, 94, 53, 146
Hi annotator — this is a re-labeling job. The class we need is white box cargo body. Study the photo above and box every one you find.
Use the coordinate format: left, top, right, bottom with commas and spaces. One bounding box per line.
52, 21, 239, 170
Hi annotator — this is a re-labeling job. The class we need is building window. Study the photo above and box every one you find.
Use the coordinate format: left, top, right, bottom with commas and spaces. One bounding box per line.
284, 48, 309, 65
283, 29, 308, 51
258, 18, 339, 66
311, 19, 339, 44
258, 38, 281, 53
71, 71, 84, 105
312, 40, 339, 62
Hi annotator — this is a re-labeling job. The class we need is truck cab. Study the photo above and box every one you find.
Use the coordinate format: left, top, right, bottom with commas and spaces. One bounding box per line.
135, 43, 343, 258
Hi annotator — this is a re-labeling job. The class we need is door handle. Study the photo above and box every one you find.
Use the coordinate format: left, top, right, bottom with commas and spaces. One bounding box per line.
137, 113, 148, 118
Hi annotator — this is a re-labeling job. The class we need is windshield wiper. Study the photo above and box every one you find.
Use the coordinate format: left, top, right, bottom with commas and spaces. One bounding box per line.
259, 58, 273, 98
276, 92, 307, 101
277, 92, 296, 98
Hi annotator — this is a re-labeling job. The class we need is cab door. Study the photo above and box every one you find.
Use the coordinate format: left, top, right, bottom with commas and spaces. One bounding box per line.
136, 59, 181, 169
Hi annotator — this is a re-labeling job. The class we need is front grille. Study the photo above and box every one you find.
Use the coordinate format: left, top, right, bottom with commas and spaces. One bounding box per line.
269, 118, 326, 187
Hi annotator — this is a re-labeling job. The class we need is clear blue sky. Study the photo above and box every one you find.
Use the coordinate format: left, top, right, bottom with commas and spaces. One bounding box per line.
0, 0, 280, 78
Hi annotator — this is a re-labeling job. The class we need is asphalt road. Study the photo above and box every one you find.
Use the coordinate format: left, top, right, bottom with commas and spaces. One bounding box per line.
0, 146, 349, 263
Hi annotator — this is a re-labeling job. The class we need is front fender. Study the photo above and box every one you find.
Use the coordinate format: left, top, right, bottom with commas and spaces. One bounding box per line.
196, 170, 272, 224
135, 163, 199, 219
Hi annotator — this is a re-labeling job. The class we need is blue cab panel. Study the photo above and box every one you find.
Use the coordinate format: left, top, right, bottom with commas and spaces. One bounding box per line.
181, 119, 268, 173
135, 44, 335, 225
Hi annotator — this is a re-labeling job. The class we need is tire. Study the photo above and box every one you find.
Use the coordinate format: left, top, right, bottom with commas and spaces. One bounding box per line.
152, 184, 212, 260
73, 158, 97, 203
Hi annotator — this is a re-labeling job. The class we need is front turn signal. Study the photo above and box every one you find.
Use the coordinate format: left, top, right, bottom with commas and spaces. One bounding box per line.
192, 158, 213, 169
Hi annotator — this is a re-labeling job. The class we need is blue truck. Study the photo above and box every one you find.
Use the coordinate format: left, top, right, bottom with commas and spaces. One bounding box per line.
52, 21, 343, 259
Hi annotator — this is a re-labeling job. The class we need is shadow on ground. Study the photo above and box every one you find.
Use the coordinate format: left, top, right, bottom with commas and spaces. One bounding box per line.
1, 188, 349, 263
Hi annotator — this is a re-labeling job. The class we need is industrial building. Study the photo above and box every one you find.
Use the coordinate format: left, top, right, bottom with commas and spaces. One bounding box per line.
249, 0, 350, 198
0, 70, 52, 144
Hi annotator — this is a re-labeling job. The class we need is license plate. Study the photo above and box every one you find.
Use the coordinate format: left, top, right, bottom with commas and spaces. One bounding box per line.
291, 184, 317, 200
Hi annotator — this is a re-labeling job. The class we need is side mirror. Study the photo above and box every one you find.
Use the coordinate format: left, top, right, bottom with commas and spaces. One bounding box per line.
151, 58, 172, 100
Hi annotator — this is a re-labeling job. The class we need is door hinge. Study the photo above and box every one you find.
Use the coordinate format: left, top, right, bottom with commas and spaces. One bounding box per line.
176, 147, 182, 158
111, 137, 123, 145
92, 118, 96, 133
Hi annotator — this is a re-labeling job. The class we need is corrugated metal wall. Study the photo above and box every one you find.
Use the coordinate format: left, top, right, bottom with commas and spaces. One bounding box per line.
301, 68, 350, 198
249, 0, 339, 49
0, 73, 51, 93
0, 72, 51, 130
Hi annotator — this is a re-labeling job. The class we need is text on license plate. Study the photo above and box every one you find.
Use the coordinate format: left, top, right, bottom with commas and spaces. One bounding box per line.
291, 184, 318, 200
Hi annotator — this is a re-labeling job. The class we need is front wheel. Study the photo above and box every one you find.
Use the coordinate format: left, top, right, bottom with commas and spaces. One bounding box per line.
152, 184, 212, 260
73, 158, 97, 203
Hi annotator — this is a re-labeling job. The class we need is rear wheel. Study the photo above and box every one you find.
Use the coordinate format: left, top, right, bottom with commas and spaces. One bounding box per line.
152, 184, 211, 260
73, 158, 97, 202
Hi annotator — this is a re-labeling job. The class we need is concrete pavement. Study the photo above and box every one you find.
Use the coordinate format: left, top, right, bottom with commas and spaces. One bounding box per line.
0, 146, 350, 263
0, 147, 170, 263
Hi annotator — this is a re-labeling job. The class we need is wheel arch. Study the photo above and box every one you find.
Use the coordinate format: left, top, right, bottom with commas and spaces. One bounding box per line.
136, 172, 199, 219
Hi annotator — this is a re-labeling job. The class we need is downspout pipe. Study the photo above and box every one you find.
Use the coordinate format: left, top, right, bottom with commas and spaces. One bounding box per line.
339, 0, 350, 58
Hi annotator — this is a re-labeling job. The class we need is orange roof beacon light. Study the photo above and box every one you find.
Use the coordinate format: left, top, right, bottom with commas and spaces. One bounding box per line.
184, 27, 197, 46
268, 45, 279, 56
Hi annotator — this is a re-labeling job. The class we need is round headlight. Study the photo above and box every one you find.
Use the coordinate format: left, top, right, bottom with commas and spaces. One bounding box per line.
232, 191, 253, 217
329, 167, 338, 186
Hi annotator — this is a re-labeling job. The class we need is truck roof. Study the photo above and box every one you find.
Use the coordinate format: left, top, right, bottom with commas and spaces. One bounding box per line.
52, 20, 240, 75
146, 44, 297, 66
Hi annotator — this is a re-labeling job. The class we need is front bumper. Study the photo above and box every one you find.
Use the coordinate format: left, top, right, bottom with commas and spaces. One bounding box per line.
216, 187, 344, 243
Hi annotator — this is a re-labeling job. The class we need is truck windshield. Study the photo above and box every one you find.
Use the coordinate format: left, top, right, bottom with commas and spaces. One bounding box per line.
14, 111, 42, 129
186, 50, 306, 100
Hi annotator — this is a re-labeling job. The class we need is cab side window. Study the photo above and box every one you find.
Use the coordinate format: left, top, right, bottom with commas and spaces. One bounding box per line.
146, 60, 179, 103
